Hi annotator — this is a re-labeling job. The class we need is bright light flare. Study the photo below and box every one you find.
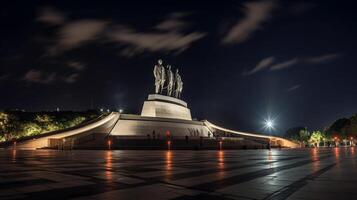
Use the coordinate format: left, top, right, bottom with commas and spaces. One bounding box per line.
266, 120, 273, 128
264, 119, 275, 130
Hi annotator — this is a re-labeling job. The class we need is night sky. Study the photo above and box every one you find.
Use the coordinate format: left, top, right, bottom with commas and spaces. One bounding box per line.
1, 0, 357, 134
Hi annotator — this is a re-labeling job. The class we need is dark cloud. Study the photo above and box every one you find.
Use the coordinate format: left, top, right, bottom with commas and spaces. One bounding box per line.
37, 6, 66, 25
67, 61, 85, 71
0, 74, 10, 81
289, 2, 316, 15
62, 73, 79, 83
22, 69, 56, 84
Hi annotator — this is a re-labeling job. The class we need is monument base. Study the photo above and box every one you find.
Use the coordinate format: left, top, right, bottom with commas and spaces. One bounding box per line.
110, 94, 208, 138
141, 94, 192, 120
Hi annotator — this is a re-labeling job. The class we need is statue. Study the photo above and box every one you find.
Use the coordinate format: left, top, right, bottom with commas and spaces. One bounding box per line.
166, 65, 174, 96
152, 59, 183, 98
153, 59, 163, 93
178, 79, 183, 98
160, 62, 166, 94
175, 69, 183, 98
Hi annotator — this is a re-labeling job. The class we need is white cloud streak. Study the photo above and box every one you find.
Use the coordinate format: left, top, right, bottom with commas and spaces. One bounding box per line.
155, 12, 190, 32
244, 53, 340, 75
108, 26, 205, 57
305, 53, 341, 64
270, 58, 299, 71
223, 1, 276, 44
243, 56, 274, 75
49, 20, 109, 55
287, 84, 301, 92
22, 69, 81, 84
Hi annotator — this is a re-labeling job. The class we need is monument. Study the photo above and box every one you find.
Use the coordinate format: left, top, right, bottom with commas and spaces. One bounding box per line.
142, 59, 191, 120
110, 59, 208, 137
7, 59, 299, 150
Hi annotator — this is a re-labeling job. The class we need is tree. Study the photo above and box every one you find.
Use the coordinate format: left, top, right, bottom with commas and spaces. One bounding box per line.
21, 122, 42, 137
309, 131, 324, 147
326, 118, 350, 139
299, 128, 310, 143
0, 112, 8, 142
346, 114, 357, 138
285, 127, 305, 141
35, 114, 52, 123
0, 112, 20, 141
35, 114, 60, 132
0, 112, 9, 134
284, 127, 310, 147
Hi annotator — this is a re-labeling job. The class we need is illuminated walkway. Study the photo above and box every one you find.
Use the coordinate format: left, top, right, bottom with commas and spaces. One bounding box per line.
0, 148, 356, 199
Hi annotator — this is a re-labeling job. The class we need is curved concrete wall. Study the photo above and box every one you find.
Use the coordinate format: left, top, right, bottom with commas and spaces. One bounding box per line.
203, 120, 299, 148
13, 113, 119, 149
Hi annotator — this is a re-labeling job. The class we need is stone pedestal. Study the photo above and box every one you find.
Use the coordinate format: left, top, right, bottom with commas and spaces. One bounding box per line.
141, 94, 192, 120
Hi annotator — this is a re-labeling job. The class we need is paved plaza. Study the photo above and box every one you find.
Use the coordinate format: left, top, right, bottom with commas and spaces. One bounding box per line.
0, 148, 356, 200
